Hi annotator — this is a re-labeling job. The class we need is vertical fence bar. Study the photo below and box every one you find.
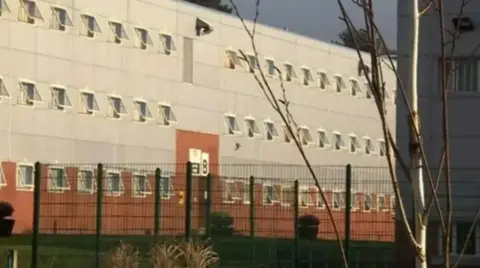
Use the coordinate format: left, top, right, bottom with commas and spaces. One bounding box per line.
95, 163, 104, 268
293, 180, 300, 268
7, 249, 18, 268
345, 164, 352, 268
154, 168, 162, 244
205, 173, 212, 237
249, 176, 255, 265
30, 162, 41, 268
185, 162, 192, 241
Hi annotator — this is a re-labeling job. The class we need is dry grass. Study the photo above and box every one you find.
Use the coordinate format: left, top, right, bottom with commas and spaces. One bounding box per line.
107, 241, 140, 268
151, 239, 219, 268
151, 242, 183, 268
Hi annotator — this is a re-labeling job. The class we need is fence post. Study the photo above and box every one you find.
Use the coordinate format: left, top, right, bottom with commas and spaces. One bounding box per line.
249, 176, 255, 265
205, 173, 212, 237
345, 164, 352, 268
185, 162, 192, 241
7, 249, 18, 268
293, 180, 300, 268
154, 168, 162, 244
31, 162, 41, 268
95, 163, 104, 268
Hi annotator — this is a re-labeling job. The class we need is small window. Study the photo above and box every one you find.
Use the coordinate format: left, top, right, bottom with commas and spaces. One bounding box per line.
317, 72, 330, 90
224, 114, 240, 135
350, 192, 359, 210
334, 76, 346, 93
109, 21, 128, 44
283, 63, 297, 82
301, 67, 314, 86
316, 190, 326, 208
245, 117, 261, 138
107, 95, 128, 118
364, 137, 375, 155
392, 89, 397, 104
80, 14, 101, 38
245, 54, 258, 73
133, 99, 153, 122
47, 167, 70, 193
225, 49, 242, 69
281, 185, 294, 206
364, 193, 373, 211
378, 140, 386, 157
265, 59, 276, 76
0, 0, 11, 17
333, 132, 346, 151
282, 124, 293, 143
223, 180, 241, 203
18, 81, 41, 106
19, 0, 43, 24
0, 166, 6, 188
134, 27, 153, 50
317, 130, 330, 148
132, 174, 152, 198
159, 175, 174, 199
77, 169, 95, 194
105, 171, 124, 196
16, 164, 34, 190
243, 180, 251, 203
333, 191, 345, 209
350, 79, 361, 97
262, 183, 279, 205
160, 33, 176, 55
0, 78, 10, 100
50, 86, 71, 110
299, 126, 313, 145
264, 120, 279, 140
299, 186, 313, 207
378, 195, 387, 211
51, 6, 72, 31
79, 91, 100, 114
365, 82, 373, 99
348, 134, 361, 153
391, 195, 396, 214
446, 58, 480, 93
159, 103, 177, 126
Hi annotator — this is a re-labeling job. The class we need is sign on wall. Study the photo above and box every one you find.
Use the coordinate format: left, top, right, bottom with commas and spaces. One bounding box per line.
188, 148, 209, 176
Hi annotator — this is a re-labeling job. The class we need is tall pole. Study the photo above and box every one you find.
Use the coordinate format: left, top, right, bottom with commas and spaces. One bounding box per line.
409, 0, 427, 267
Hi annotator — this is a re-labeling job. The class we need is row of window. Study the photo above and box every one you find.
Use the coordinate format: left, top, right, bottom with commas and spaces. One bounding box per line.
0, 0, 177, 54
224, 48, 397, 104
224, 113, 387, 156
222, 179, 395, 213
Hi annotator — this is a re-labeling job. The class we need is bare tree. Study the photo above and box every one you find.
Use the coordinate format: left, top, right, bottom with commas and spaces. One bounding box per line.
227, 0, 480, 267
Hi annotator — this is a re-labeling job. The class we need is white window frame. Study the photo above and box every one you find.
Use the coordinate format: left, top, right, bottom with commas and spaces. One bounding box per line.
445, 58, 480, 93
47, 166, 70, 193
265, 58, 276, 77
77, 168, 96, 194
0, 0, 11, 15
107, 95, 128, 118
363, 137, 376, 155
0, 165, 6, 188
18, 80, 42, 106
300, 67, 314, 86
0, 76, 11, 101
224, 113, 241, 135
349, 79, 362, 97
19, 0, 43, 24
16, 163, 34, 191
133, 99, 153, 122
159, 32, 176, 55
377, 194, 388, 211
333, 131, 346, 151
332, 191, 345, 210
299, 126, 314, 146
264, 119, 279, 141
50, 6, 72, 31
79, 89, 100, 115
223, 179, 240, 203
282, 124, 293, 143
280, 184, 294, 207
108, 20, 128, 44
348, 134, 361, 154
262, 182, 279, 205
378, 139, 386, 157
105, 170, 124, 197
390, 195, 396, 214
159, 175, 174, 199
316, 189, 326, 209
350, 192, 359, 211
283, 62, 297, 82
317, 129, 330, 149
438, 222, 480, 256
363, 193, 374, 212
299, 185, 313, 208
242, 180, 251, 204
158, 102, 177, 126
80, 14, 101, 38
245, 53, 258, 73
334, 75, 346, 93
225, 48, 242, 70
50, 85, 72, 110
317, 71, 330, 90
134, 27, 153, 50
244, 116, 261, 138
132, 173, 152, 198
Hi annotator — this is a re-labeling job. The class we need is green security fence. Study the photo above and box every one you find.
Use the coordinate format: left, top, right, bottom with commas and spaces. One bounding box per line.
0, 162, 396, 268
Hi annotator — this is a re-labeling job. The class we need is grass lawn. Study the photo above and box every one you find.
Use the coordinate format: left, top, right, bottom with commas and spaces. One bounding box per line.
0, 235, 394, 268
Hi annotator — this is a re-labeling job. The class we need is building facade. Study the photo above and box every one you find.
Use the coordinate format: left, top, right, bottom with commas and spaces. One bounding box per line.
396, 1, 480, 267
0, 0, 396, 242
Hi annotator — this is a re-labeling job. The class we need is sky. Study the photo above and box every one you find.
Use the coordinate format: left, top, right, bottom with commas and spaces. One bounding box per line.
228, 0, 397, 49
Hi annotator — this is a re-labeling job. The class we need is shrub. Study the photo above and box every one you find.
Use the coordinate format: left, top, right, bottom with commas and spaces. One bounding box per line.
151, 239, 219, 268
107, 241, 140, 268
298, 214, 320, 240
0, 201, 14, 219
210, 211, 234, 236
